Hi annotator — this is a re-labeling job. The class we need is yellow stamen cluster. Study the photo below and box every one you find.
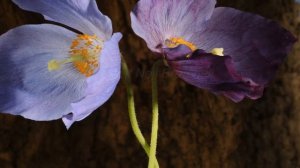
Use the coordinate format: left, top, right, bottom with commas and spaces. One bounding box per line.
69, 34, 103, 77
211, 48, 224, 56
165, 37, 197, 51
48, 34, 104, 77
164, 37, 225, 57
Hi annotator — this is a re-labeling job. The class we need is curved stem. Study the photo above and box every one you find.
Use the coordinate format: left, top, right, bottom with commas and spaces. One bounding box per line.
148, 60, 161, 168
121, 56, 159, 168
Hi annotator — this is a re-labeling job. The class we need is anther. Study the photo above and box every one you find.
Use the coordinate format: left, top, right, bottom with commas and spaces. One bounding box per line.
211, 48, 224, 56
47, 34, 104, 77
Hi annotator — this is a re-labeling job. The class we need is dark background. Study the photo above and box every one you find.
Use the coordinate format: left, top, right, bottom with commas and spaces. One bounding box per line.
0, 0, 299, 167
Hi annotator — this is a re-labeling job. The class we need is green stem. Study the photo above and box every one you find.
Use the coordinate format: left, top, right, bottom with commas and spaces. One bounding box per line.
148, 61, 161, 168
121, 57, 159, 168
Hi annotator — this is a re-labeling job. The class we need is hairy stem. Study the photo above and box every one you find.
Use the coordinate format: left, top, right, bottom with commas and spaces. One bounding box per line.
121, 57, 159, 168
148, 60, 161, 168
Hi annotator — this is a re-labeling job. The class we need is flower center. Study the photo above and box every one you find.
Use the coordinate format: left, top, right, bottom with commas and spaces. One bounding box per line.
165, 37, 197, 51
165, 37, 224, 57
48, 34, 104, 77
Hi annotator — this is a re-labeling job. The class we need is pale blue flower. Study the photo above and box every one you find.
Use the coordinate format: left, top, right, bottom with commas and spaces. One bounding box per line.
0, 0, 122, 129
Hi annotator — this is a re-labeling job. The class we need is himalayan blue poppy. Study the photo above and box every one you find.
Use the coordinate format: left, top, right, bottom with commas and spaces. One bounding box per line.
131, 0, 296, 102
0, 0, 122, 128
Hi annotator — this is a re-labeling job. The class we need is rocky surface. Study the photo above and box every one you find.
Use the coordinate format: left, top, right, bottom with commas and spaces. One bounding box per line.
0, 0, 299, 167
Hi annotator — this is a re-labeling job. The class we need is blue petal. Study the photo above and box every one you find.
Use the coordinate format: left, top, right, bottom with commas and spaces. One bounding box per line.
12, 0, 112, 40
0, 24, 86, 120
130, 0, 216, 52
62, 33, 122, 129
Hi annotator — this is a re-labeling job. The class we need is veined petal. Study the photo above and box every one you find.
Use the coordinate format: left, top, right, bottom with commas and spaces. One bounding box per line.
0, 24, 86, 120
131, 0, 216, 52
197, 7, 296, 85
63, 33, 122, 129
12, 0, 112, 40
164, 45, 264, 102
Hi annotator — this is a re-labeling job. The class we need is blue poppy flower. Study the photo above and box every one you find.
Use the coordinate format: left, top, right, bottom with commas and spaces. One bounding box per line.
0, 0, 122, 129
131, 0, 296, 102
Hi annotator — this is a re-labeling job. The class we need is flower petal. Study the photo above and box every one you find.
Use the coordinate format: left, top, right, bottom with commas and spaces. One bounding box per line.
0, 24, 86, 120
164, 45, 264, 102
62, 33, 122, 129
131, 0, 216, 52
197, 7, 296, 85
12, 0, 112, 40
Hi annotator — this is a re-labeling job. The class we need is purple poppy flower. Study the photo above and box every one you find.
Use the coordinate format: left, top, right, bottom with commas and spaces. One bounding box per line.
130, 0, 297, 102
0, 0, 122, 129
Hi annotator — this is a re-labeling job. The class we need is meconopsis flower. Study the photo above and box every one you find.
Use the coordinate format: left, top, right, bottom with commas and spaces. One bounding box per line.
131, 0, 296, 102
0, 0, 122, 129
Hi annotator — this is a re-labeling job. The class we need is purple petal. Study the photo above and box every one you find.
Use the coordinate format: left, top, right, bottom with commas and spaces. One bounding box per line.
164, 46, 265, 102
131, 0, 216, 52
63, 33, 122, 129
162, 44, 194, 61
196, 7, 296, 85
0, 24, 86, 120
12, 0, 112, 40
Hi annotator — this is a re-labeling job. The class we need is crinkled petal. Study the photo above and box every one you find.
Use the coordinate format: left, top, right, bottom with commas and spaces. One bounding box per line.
131, 0, 216, 52
12, 0, 112, 40
197, 7, 296, 85
0, 24, 86, 120
62, 33, 122, 129
164, 45, 264, 102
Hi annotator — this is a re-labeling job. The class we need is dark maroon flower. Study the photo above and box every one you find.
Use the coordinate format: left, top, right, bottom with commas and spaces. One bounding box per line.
131, 0, 296, 102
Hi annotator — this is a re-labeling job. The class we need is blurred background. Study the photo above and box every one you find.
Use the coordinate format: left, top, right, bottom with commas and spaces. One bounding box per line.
0, 0, 299, 167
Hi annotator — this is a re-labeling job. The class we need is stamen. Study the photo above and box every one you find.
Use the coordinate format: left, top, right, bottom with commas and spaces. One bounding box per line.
165, 37, 197, 51
47, 34, 104, 77
211, 48, 224, 56
165, 37, 225, 58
